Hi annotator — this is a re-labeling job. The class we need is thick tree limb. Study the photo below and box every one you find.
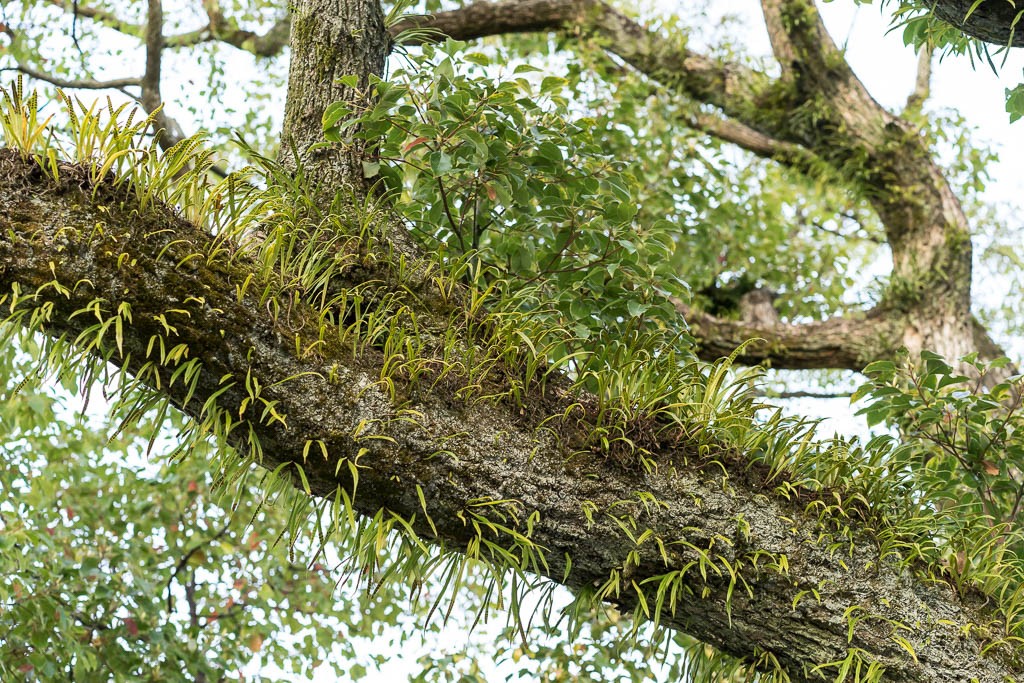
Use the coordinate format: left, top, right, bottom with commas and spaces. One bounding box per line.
756, 0, 980, 368
0, 148, 1019, 683
680, 305, 897, 371
929, 0, 1024, 47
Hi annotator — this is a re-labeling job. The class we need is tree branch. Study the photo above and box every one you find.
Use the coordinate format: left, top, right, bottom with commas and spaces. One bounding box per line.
45, 0, 144, 39
392, 0, 775, 136
140, 0, 164, 132
929, 0, 1024, 47
0, 148, 1018, 683
905, 44, 933, 114
677, 302, 896, 371
43, 0, 290, 57
391, 0, 1013, 368
2, 63, 140, 90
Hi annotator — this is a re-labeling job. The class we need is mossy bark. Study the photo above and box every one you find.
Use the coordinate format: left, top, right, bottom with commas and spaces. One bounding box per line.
930, 0, 1024, 47
1, 0, 1021, 679
0, 147, 1020, 682
280, 0, 389, 200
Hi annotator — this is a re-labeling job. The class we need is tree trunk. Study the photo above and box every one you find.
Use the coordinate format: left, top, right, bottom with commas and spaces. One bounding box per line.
280, 0, 389, 199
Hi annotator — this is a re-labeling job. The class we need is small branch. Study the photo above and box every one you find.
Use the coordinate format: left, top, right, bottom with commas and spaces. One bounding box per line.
795, 209, 885, 245
685, 111, 819, 172
165, 520, 233, 612
140, 0, 163, 115
158, 0, 293, 56
759, 389, 853, 400
905, 44, 933, 114
3, 64, 140, 90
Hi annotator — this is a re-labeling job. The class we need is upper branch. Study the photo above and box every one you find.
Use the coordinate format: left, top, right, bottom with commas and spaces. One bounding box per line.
681, 304, 896, 371
164, 0, 291, 57
393, 0, 778, 136
928, 0, 1024, 47
44, 0, 290, 57
905, 44, 933, 114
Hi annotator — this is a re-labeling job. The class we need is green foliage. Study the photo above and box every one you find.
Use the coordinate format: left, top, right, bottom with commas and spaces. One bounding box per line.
856, 352, 1024, 539
331, 36, 875, 340
327, 39, 690, 344
0, 82, 776, 680
0, 330, 393, 681
852, 353, 1024, 647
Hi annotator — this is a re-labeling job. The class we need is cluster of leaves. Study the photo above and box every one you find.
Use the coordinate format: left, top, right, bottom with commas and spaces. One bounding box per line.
327, 39, 689, 345
328, 37, 874, 348
855, 352, 1024, 540
851, 353, 1024, 649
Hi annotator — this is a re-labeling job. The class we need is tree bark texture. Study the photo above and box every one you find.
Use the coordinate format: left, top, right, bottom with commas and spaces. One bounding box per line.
929, 0, 1024, 47
0, 153, 1019, 683
280, 0, 389, 197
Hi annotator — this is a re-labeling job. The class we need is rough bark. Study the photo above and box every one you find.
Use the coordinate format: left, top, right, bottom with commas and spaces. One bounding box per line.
280, 0, 389, 197
930, 0, 1024, 47
0, 148, 1019, 683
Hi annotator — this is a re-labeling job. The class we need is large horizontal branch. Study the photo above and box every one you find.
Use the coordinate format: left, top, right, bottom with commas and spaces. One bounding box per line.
682, 306, 897, 371
0, 149, 1018, 682
929, 0, 1024, 47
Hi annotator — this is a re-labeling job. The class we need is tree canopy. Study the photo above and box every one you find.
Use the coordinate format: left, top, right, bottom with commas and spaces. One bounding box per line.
1, 0, 1024, 681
